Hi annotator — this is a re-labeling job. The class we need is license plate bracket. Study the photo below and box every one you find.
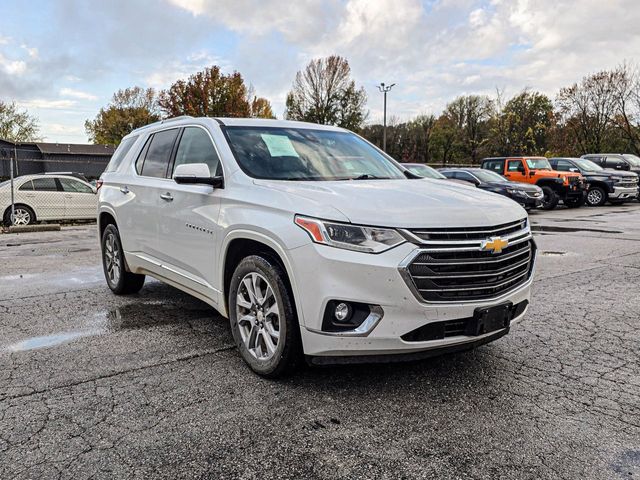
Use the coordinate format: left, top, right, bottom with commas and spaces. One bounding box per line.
466, 303, 513, 336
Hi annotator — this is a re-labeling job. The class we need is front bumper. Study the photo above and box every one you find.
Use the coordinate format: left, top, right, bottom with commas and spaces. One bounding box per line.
289, 241, 534, 357
609, 186, 639, 200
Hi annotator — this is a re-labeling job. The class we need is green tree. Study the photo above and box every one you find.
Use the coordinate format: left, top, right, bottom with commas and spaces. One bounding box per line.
0, 101, 41, 142
489, 90, 554, 156
284, 55, 367, 130
158, 66, 274, 119
85, 87, 160, 145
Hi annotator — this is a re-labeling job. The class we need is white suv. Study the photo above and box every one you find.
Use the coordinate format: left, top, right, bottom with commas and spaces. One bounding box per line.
98, 117, 536, 377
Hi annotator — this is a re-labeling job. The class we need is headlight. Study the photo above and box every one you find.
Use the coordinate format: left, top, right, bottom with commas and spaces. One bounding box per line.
506, 188, 525, 195
294, 215, 405, 253
611, 176, 624, 183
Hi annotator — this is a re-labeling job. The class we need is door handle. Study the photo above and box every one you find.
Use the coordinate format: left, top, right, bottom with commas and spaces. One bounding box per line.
160, 192, 173, 201
120, 186, 130, 194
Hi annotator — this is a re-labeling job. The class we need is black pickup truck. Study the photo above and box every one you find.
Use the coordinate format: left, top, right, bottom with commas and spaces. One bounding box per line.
550, 157, 639, 206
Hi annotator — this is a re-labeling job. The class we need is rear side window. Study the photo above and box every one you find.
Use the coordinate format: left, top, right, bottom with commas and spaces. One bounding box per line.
59, 178, 94, 193
105, 136, 138, 173
555, 160, 574, 172
138, 129, 179, 178
19, 180, 34, 191
605, 156, 626, 168
172, 127, 221, 176
31, 178, 59, 191
484, 160, 503, 173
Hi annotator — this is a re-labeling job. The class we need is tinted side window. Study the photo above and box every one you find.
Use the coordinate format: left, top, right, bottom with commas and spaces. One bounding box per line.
140, 129, 179, 178
605, 157, 626, 169
555, 160, 573, 172
59, 178, 93, 193
484, 160, 503, 173
105, 136, 138, 173
507, 160, 524, 172
19, 180, 34, 191
31, 178, 59, 191
457, 171, 475, 182
173, 127, 221, 176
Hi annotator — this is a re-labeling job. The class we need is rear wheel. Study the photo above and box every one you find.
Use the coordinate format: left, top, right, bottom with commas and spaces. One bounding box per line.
585, 187, 607, 207
540, 186, 559, 210
101, 224, 145, 294
229, 255, 301, 378
3, 205, 35, 226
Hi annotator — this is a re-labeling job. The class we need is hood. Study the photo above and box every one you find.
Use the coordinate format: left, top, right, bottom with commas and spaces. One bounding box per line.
254, 178, 526, 228
535, 169, 582, 180
599, 168, 639, 178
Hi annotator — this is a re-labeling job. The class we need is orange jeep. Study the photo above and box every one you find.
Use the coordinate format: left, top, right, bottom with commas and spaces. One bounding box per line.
481, 157, 586, 210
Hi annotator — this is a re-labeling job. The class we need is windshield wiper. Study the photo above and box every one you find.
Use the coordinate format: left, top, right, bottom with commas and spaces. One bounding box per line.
352, 174, 389, 180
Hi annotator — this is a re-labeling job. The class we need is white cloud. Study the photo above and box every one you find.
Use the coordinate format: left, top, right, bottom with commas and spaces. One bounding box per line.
17, 99, 78, 110
21, 44, 38, 58
60, 87, 98, 101
144, 51, 231, 89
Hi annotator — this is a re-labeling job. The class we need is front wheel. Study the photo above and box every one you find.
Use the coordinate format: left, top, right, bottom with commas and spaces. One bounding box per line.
229, 255, 301, 378
4, 205, 35, 226
101, 224, 145, 294
540, 186, 559, 210
585, 187, 607, 207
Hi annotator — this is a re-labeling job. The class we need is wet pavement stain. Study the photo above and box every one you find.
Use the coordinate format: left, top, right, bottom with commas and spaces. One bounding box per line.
103, 302, 214, 331
612, 449, 640, 478
5, 329, 102, 352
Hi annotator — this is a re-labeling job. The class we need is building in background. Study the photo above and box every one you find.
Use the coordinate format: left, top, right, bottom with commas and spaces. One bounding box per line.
0, 139, 115, 180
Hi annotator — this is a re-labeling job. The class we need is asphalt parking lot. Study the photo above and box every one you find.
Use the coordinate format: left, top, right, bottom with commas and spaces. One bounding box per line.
1, 206, 639, 479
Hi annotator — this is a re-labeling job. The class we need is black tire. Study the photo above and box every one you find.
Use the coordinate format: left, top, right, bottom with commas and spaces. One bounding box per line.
3, 205, 36, 226
229, 255, 301, 378
540, 186, 559, 210
564, 195, 585, 208
585, 186, 607, 207
101, 224, 145, 294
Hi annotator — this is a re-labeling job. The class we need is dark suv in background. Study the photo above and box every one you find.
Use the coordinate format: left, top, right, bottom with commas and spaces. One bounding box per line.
550, 157, 639, 206
439, 168, 544, 210
581, 154, 640, 176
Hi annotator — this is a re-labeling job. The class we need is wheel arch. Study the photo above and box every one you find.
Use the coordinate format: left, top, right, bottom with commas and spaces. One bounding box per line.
535, 179, 563, 192
3, 203, 36, 224
98, 208, 118, 239
220, 231, 302, 324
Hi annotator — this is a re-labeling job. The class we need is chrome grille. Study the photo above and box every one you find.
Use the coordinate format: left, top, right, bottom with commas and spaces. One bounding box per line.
400, 221, 535, 303
406, 219, 527, 242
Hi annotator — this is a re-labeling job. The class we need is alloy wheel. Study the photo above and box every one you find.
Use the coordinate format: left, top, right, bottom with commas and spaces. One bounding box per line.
104, 232, 121, 285
236, 272, 281, 361
587, 189, 603, 205
11, 208, 31, 226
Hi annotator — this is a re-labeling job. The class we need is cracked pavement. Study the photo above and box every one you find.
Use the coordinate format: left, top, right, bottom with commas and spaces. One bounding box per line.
0, 206, 639, 479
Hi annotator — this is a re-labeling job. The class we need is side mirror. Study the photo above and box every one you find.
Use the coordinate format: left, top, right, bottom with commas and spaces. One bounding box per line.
529, 170, 535, 176
173, 163, 224, 188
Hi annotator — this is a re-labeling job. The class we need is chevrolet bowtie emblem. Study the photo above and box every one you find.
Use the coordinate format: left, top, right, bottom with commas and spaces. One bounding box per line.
481, 236, 509, 254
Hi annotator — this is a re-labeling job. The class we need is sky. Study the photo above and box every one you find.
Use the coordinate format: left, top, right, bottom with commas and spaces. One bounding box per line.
1, 0, 639, 144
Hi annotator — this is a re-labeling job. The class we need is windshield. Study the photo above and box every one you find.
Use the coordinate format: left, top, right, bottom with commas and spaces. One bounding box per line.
473, 170, 507, 183
224, 127, 406, 181
623, 154, 640, 167
404, 164, 445, 179
526, 158, 552, 170
574, 159, 603, 171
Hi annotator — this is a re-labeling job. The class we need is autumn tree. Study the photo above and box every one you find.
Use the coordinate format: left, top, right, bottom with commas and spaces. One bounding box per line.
284, 55, 367, 130
85, 87, 160, 145
0, 101, 41, 142
440, 95, 493, 162
489, 90, 554, 156
158, 66, 274, 119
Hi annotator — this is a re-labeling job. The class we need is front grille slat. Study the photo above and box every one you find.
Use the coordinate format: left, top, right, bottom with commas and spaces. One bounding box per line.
404, 220, 535, 303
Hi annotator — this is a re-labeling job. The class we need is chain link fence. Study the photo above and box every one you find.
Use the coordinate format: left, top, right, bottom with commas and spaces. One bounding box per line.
1, 145, 106, 228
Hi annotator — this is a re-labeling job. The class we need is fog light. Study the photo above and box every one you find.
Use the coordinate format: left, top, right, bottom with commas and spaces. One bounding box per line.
334, 302, 352, 322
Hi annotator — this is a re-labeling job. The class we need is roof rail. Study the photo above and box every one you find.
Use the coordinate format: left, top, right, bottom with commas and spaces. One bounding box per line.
130, 115, 195, 134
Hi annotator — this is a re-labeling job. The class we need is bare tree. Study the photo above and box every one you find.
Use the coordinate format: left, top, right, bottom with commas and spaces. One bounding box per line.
284, 55, 367, 130
611, 63, 640, 155
556, 69, 624, 153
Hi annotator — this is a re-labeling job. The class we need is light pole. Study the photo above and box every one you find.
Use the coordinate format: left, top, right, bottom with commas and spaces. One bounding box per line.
377, 82, 395, 152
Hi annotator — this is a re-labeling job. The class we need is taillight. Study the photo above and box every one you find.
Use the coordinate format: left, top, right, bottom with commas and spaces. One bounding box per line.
96, 179, 103, 191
